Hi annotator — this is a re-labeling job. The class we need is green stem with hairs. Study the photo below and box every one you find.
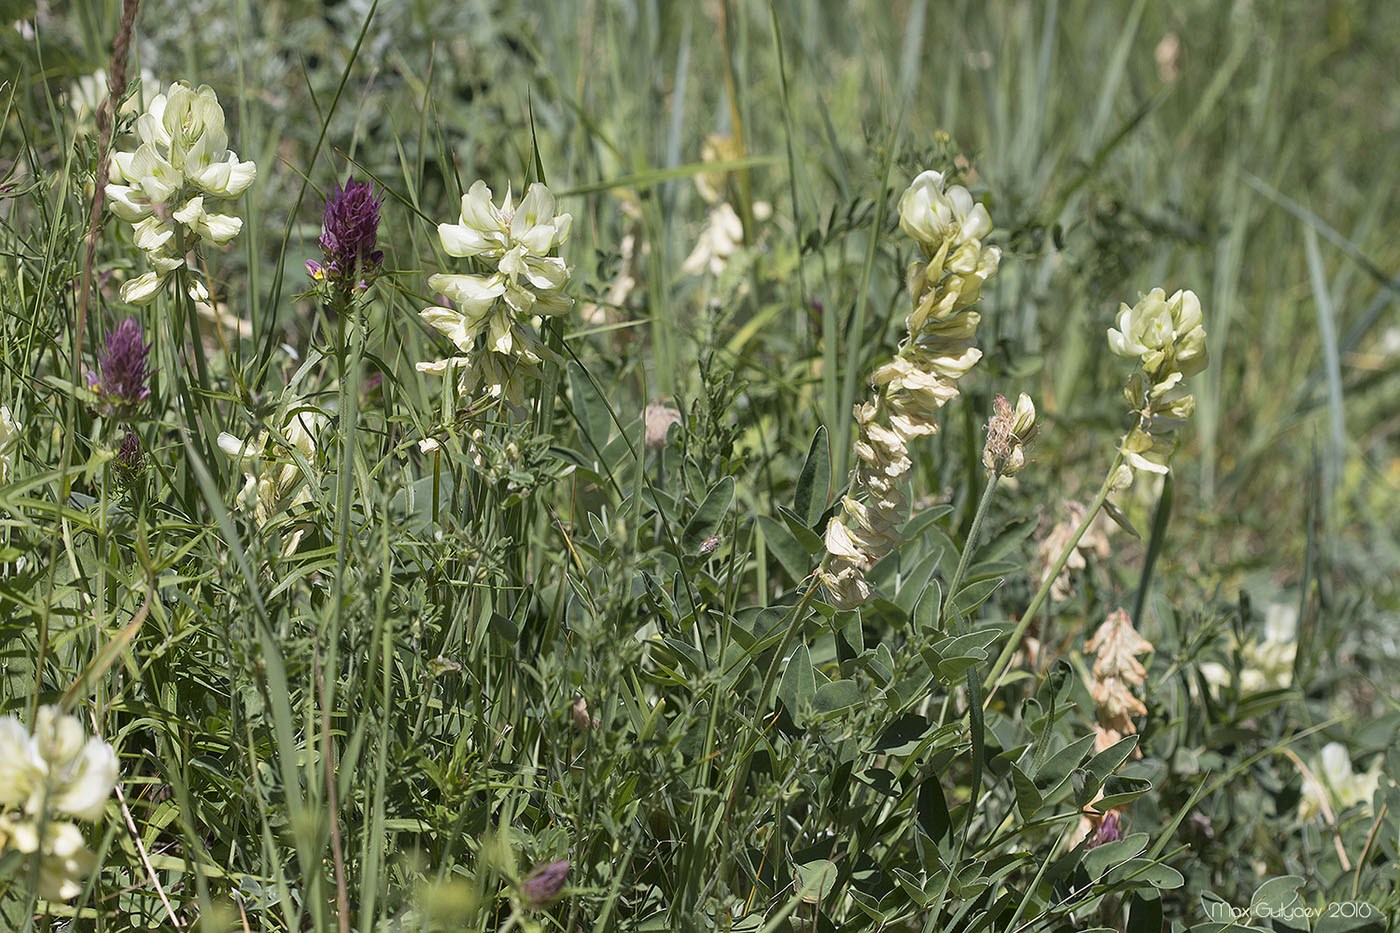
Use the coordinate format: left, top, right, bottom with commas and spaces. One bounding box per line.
982, 449, 1125, 694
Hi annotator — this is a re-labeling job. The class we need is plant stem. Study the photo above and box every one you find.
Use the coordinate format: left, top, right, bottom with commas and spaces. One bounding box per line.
982, 449, 1125, 695
942, 471, 1000, 632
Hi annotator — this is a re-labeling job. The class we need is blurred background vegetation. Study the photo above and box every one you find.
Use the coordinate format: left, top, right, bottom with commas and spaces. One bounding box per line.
3, 0, 1399, 927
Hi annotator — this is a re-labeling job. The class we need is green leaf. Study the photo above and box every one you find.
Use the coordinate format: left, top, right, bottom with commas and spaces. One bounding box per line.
794, 426, 831, 527
1081, 833, 1148, 879
1104, 857, 1184, 890
872, 714, 930, 755
814, 679, 863, 714
568, 362, 612, 449
1094, 775, 1153, 810
1102, 498, 1141, 538
1085, 735, 1139, 786
917, 776, 951, 842
758, 514, 813, 583
929, 629, 1000, 683
778, 505, 825, 553
1249, 876, 1304, 917
894, 548, 942, 615
779, 644, 816, 719
912, 579, 942, 635
1127, 891, 1166, 933
1010, 764, 1043, 818
1032, 733, 1098, 792
952, 577, 1002, 616
682, 476, 735, 554
796, 858, 838, 902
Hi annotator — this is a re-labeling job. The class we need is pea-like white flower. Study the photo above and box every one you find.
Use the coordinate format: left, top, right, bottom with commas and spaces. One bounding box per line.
0, 707, 119, 822
218, 396, 325, 555
106, 81, 256, 305
1107, 288, 1206, 377
0, 405, 18, 484
437, 180, 571, 261
420, 179, 572, 407
681, 202, 744, 277
1298, 743, 1385, 822
0, 707, 118, 901
0, 816, 99, 901
898, 170, 992, 256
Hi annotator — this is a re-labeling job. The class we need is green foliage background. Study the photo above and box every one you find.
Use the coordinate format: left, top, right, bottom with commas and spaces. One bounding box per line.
1, 0, 1398, 929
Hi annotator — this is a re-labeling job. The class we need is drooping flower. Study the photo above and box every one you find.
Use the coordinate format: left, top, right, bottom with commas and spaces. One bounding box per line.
521, 859, 570, 908
819, 169, 1001, 608
0, 707, 119, 901
106, 81, 256, 305
307, 178, 384, 299
418, 180, 573, 406
1085, 608, 1153, 753
87, 318, 151, 419
0, 405, 18, 484
1034, 501, 1112, 603
217, 395, 325, 556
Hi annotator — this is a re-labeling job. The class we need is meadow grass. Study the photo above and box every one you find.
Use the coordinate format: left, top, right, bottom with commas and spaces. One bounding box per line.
1, 0, 1398, 929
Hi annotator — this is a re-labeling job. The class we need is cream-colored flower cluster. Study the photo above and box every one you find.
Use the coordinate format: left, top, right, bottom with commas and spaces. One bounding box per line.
1298, 743, 1386, 822
418, 181, 572, 407
218, 395, 325, 556
0, 405, 18, 484
0, 707, 119, 900
106, 81, 256, 305
820, 170, 1001, 608
1106, 288, 1206, 488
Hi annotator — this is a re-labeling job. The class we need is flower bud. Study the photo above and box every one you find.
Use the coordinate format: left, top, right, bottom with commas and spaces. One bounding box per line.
521, 859, 570, 908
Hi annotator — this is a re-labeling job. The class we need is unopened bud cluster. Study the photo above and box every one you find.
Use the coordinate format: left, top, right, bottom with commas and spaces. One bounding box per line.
821, 170, 1001, 609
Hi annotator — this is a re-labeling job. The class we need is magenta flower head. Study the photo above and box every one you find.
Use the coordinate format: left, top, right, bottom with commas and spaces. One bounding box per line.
521, 859, 569, 909
308, 177, 384, 296
88, 318, 151, 419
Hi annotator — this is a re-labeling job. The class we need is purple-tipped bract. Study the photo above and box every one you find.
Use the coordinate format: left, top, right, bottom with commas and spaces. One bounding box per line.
90, 318, 151, 419
316, 178, 384, 292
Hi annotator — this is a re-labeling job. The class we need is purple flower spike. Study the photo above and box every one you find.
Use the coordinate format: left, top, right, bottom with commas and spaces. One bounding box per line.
521, 859, 570, 908
316, 178, 384, 293
90, 318, 151, 420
